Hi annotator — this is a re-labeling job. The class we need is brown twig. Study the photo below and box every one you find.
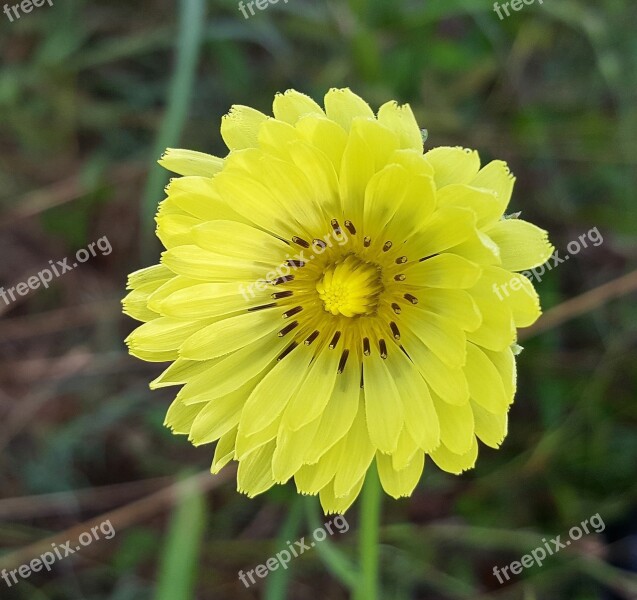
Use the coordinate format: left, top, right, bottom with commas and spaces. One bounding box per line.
0, 467, 235, 571
520, 268, 637, 340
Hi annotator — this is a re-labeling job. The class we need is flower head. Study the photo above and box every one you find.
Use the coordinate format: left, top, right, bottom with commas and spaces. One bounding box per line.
124, 88, 553, 513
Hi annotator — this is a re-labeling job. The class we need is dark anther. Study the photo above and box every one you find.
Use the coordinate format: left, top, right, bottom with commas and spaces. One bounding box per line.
363, 237, 371, 247
363, 337, 371, 356
277, 341, 299, 361
391, 303, 401, 314
329, 331, 342, 349
285, 259, 305, 268
379, 339, 387, 359
330, 219, 342, 235
390, 321, 400, 340
248, 302, 277, 312
313, 239, 327, 249
305, 330, 320, 345
394, 274, 406, 281
292, 236, 310, 248
270, 275, 295, 285
278, 321, 298, 337
404, 293, 418, 305
395, 256, 408, 264
344, 220, 356, 235
283, 306, 303, 318
337, 349, 350, 374
382, 241, 393, 252
272, 290, 293, 299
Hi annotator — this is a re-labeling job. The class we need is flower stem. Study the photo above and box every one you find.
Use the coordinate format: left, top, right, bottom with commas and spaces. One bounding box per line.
356, 467, 382, 600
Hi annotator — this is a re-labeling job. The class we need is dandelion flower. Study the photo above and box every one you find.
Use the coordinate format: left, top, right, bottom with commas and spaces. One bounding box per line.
123, 88, 553, 513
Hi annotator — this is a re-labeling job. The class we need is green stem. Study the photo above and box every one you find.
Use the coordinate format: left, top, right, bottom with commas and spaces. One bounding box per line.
356, 468, 382, 600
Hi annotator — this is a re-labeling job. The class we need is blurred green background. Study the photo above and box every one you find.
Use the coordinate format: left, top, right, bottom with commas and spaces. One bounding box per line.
1, 0, 636, 598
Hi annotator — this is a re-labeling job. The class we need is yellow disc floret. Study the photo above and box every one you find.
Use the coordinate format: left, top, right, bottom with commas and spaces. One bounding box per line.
316, 254, 383, 317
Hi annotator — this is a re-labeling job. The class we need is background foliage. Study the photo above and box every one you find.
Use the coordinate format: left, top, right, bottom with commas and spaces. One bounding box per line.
1, 0, 636, 598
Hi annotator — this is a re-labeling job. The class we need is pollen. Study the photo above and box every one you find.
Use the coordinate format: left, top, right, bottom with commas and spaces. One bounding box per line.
316, 254, 383, 317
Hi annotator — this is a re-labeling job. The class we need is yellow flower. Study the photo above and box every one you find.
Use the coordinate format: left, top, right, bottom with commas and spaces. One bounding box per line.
123, 88, 553, 514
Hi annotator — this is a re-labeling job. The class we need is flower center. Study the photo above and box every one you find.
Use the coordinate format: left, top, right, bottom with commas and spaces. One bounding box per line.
316, 254, 383, 317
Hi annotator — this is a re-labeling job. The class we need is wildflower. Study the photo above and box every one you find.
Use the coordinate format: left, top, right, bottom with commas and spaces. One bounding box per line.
124, 88, 553, 513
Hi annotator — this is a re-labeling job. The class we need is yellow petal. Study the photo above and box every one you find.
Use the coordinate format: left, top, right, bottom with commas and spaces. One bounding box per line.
363, 352, 404, 453
319, 476, 364, 514
324, 87, 374, 130
405, 207, 477, 262
239, 342, 313, 436
401, 330, 469, 406
164, 397, 205, 434
180, 310, 281, 360
417, 289, 482, 333
333, 397, 375, 497
237, 440, 276, 497
273, 90, 324, 124
211, 427, 237, 474
486, 219, 554, 271
401, 310, 467, 368
472, 401, 508, 448
303, 347, 360, 464
161, 245, 266, 281
272, 417, 322, 483
406, 253, 482, 289
377, 101, 423, 151
424, 147, 480, 187
429, 437, 478, 475
221, 105, 268, 151
470, 160, 515, 216
376, 450, 424, 499
465, 343, 510, 413
295, 114, 348, 174
432, 392, 475, 455
295, 440, 344, 495
177, 334, 287, 404
283, 343, 342, 431
436, 184, 501, 228
159, 148, 224, 177
384, 349, 440, 452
